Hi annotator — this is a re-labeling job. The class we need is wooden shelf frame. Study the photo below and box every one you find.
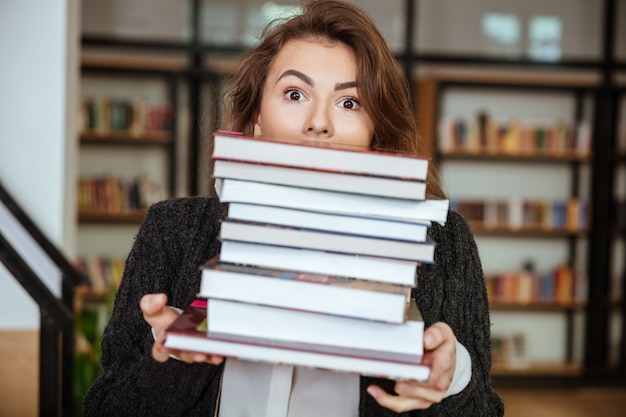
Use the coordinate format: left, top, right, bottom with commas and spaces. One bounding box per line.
78, 209, 147, 224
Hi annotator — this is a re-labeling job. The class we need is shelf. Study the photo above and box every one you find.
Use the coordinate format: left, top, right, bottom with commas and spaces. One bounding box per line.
81, 50, 188, 72
490, 301, 585, 311
80, 131, 172, 146
78, 209, 147, 223
76, 289, 111, 303
492, 362, 582, 377
470, 224, 588, 237
438, 151, 591, 163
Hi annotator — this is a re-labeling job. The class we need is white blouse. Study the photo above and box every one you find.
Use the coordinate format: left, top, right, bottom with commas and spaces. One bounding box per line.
217, 340, 471, 417
218, 361, 359, 417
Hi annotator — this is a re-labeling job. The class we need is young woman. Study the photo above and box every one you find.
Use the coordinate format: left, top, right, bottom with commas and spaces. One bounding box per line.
84, 1, 504, 416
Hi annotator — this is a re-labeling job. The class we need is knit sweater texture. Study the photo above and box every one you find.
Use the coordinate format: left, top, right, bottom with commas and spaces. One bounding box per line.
83, 197, 504, 416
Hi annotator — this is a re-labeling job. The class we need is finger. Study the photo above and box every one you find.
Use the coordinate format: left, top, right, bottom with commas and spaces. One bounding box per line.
152, 338, 172, 363
423, 322, 452, 350
366, 384, 434, 413
140, 293, 167, 319
177, 352, 226, 365
394, 380, 446, 404
422, 324, 457, 392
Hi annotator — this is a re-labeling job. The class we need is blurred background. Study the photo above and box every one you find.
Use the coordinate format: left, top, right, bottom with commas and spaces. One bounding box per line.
1, 0, 626, 416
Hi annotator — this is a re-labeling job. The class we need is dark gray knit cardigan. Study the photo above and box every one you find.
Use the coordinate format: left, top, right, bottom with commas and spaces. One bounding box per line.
84, 197, 504, 417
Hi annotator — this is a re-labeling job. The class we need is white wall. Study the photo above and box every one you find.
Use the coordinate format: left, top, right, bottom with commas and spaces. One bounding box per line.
0, 0, 79, 329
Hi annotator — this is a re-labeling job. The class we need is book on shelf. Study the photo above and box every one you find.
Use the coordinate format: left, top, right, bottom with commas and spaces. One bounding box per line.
219, 240, 419, 286
491, 333, 529, 370
198, 258, 412, 323
207, 298, 424, 356
80, 95, 172, 137
216, 178, 449, 225
485, 264, 585, 305
227, 202, 430, 242
219, 219, 436, 263
213, 159, 427, 200
452, 197, 588, 231
77, 175, 167, 214
164, 300, 430, 382
212, 131, 430, 180
438, 115, 591, 157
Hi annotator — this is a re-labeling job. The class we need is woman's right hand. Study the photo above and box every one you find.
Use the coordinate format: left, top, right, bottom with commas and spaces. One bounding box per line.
140, 293, 225, 365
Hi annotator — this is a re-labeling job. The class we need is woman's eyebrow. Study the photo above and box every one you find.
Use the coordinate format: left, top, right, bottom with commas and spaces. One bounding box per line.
277, 69, 314, 86
276, 70, 358, 91
334, 81, 358, 91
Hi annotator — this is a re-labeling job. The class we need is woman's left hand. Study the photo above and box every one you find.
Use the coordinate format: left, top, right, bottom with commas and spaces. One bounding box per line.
366, 322, 457, 412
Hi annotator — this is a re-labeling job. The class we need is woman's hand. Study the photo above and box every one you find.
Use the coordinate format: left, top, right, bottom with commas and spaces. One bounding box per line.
366, 322, 457, 412
140, 293, 225, 365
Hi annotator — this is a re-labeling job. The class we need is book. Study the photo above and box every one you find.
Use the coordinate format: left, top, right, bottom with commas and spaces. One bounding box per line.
219, 219, 436, 263
207, 298, 425, 356
227, 202, 430, 242
164, 300, 430, 381
215, 178, 449, 225
198, 259, 412, 323
213, 159, 427, 200
212, 131, 430, 180
219, 240, 419, 286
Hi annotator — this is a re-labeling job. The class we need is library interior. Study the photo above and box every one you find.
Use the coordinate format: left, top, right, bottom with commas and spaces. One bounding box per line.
1, 0, 626, 416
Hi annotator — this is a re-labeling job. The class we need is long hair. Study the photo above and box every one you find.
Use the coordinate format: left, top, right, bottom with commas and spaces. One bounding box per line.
220, 0, 445, 198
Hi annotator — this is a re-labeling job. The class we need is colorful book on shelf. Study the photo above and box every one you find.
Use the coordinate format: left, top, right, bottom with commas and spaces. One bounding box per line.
227, 202, 430, 242
215, 178, 449, 225
213, 159, 427, 200
207, 298, 424, 356
212, 131, 430, 180
164, 300, 430, 382
219, 219, 436, 263
219, 240, 419, 286
198, 258, 412, 323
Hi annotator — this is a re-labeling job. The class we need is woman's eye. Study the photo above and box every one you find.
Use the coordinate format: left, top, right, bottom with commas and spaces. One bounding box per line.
340, 98, 360, 110
285, 89, 302, 101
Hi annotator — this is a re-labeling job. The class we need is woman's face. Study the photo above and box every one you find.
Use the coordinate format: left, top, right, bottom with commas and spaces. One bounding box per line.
255, 38, 374, 147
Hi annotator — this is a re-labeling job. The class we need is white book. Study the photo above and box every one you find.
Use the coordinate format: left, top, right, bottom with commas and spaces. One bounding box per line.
215, 178, 449, 225
207, 299, 425, 356
198, 260, 412, 323
213, 159, 427, 200
212, 131, 429, 180
219, 240, 418, 286
164, 302, 430, 381
227, 203, 430, 242
220, 220, 436, 263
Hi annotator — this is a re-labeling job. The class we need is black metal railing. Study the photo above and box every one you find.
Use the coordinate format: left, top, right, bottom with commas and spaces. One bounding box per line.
0, 181, 88, 417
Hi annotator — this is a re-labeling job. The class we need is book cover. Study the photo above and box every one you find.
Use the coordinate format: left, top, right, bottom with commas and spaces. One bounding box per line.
219, 219, 436, 263
199, 258, 412, 323
212, 131, 429, 181
219, 240, 419, 286
215, 178, 449, 225
207, 298, 425, 356
226, 203, 430, 243
164, 301, 430, 382
213, 159, 427, 201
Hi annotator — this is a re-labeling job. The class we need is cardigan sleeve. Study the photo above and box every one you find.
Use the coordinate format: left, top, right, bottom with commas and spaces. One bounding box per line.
83, 198, 224, 417
359, 211, 504, 417
416, 210, 504, 416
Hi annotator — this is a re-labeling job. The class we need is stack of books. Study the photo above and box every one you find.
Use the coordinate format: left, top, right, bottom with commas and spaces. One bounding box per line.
165, 131, 450, 381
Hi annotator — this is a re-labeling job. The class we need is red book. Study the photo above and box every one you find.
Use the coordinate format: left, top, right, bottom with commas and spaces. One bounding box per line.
164, 300, 430, 382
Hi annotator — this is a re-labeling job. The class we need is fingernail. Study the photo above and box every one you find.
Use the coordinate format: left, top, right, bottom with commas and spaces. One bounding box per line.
367, 386, 378, 398
424, 334, 434, 347
152, 294, 164, 305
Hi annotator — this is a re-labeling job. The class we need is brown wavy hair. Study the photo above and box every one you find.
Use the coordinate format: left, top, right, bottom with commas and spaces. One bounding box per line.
220, 0, 445, 198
